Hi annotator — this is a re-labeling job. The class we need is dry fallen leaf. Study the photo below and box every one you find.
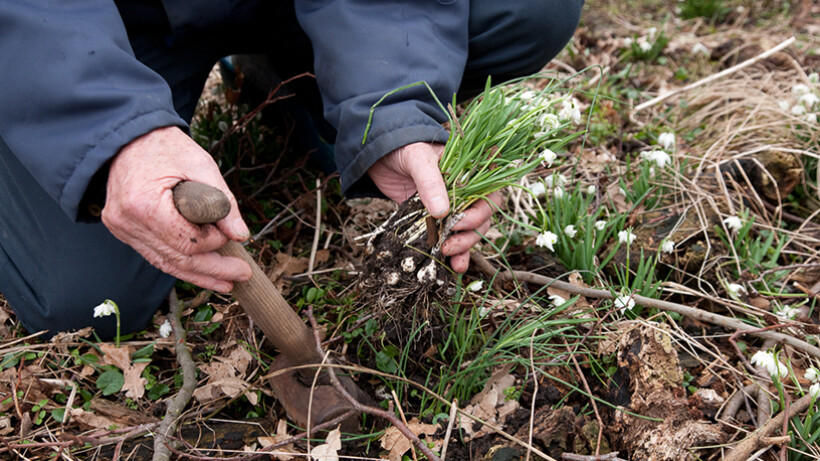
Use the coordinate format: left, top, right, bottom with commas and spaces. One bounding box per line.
99, 344, 131, 371
310, 427, 341, 461
69, 408, 117, 430
380, 418, 440, 461
258, 419, 298, 460
122, 361, 148, 399
459, 364, 520, 440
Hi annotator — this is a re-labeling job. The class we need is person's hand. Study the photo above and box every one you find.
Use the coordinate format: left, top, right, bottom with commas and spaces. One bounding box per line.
367, 142, 500, 273
102, 126, 252, 292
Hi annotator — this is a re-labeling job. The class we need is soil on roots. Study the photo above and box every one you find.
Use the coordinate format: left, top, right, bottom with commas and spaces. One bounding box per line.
357, 196, 456, 353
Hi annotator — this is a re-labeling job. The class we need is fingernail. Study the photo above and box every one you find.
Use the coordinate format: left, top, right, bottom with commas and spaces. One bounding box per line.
429, 195, 448, 217
231, 220, 250, 240
214, 282, 232, 293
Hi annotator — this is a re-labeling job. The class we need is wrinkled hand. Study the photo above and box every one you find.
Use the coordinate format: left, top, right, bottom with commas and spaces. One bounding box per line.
367, 142, 500, 273
102, 126, 252, 292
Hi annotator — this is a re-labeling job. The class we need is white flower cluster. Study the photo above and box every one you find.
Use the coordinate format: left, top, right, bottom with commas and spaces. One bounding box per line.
93, 299, 118, 318
750, 350, 789, 378
778, 76, 819, 124
640, 149, 671, 169
159, 319, 173, 338
536, 231, 558, 252
558, 97, 582, 125
723, 215, 744, 233
614, 292, 636, 314
805, 366, 820, 399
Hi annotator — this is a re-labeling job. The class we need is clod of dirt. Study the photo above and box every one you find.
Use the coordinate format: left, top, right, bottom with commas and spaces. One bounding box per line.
720, 150, 803, 201
599, 322, 726, 460
357, 196, 456, 348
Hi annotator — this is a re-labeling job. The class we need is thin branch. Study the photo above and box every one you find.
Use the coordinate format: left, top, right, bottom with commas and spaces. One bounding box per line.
153, 289, 198, 461
724, 393, 813, 461
484, 267, 820, 360
633, 37, 795, 113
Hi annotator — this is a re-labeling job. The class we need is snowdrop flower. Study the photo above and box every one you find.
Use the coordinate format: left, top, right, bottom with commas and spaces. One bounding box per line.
637, 39, 652, 53
614, 293, 636, 314
723, 215, 743, 232
658, 132, 676, 150
529, 181, 546, 197
519, 90, 538, 102
564, 225, 578, 238
558, 98, 582, 124
595, 220, 607, 231
618, 187, 627, 197
535, 231, 558, 251
647, 27, 658, 40
159, 319, 173, 338
586, 185, 597, 195
776, 305, 799, 320
537, 113, 560, 131
217, 120, 229, 132
750, 350, 789, 378
618, 229, 636, 245
805, 367, 820, 383
799, 92, 820, 108
93, 299, 118, 318
691, 42, 709, 56
553, 187, 565, 199
661, 239, 675, 254
811, 382, 820, 399
544, 173, 568, 188
792, 83, 811, 95
806, 113, 818, 124
641, 149, 671, 168
623, 37, 634, 47
778, 100, 791, 111
466, 280, 484, 292
549, 294, 567, 306
727, 283, 746, 298
791, 104, 807, 116
809, 73, 819, 84
539, 148, 557, 167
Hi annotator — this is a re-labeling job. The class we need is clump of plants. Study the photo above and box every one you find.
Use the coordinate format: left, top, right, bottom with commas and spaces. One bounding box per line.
357, 76, 585, 344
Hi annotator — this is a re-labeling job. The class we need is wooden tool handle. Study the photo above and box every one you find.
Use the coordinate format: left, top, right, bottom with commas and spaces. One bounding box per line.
172, 181, 320, 367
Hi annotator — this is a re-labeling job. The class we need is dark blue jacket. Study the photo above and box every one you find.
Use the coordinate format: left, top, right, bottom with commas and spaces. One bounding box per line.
0, 0, 467, 221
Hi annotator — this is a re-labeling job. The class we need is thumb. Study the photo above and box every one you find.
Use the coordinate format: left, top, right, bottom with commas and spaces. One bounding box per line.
403, 144, 450, 218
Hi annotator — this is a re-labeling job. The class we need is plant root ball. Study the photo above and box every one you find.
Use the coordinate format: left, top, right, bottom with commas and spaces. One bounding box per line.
357, 196, 453, 349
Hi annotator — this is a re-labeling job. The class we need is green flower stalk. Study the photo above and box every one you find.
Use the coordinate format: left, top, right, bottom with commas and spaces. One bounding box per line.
93, 299, 121, 348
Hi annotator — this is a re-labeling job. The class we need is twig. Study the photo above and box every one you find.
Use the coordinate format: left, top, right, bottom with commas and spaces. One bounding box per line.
392, 390, 419, 461
564, 339, 604, 457
562, 452, 626, 461
525, 329, 539, 461
485, 268, 820, 360
305, 307, 442, 461
153, 289, 198, 461
308, 178, 323, 276
633, 37, 795, 113
440, 399, 458, 461
724, 393, 813, 461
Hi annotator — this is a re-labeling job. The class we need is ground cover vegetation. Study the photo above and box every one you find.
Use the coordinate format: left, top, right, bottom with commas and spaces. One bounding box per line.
1, 1, 820, 460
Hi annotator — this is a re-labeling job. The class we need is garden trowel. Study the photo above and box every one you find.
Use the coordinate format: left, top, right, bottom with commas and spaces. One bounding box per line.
172, 180, 368, 429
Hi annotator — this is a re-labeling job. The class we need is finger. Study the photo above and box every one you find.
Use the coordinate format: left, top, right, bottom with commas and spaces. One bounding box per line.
449, 251, 471, 274
174, 252, 252, 283
452, 193, 502, 232
442, 220, 492, 256
212, 187, 251, 243
403, 145, 449, 218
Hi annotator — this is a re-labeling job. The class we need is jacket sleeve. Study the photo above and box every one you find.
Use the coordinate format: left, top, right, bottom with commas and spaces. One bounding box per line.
0, 0, 187, 221
294, 0, 469, 197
